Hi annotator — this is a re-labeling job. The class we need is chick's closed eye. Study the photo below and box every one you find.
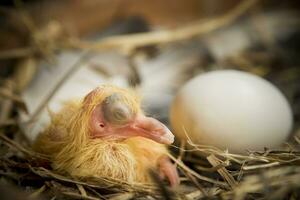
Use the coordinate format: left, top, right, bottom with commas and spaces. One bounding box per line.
102, 93, 135, 125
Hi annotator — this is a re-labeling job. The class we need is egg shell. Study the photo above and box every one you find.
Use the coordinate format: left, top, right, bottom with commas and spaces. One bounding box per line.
170, 70, 293, 153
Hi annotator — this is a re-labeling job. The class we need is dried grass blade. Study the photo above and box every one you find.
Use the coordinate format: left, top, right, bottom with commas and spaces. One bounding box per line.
207, 154, 237, 189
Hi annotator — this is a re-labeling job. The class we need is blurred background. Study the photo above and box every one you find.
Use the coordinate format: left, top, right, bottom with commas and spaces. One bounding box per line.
1, 0, 299, 128
0, 0, 300, 199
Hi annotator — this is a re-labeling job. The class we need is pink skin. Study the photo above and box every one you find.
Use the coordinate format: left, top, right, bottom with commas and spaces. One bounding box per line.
89, 103, 179, 186
90, 104, 174, 144
158, 155, 180, 187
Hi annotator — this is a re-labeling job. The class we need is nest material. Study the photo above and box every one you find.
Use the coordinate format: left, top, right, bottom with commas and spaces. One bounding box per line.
0, 0, 300, 199
0, 129, 300, 200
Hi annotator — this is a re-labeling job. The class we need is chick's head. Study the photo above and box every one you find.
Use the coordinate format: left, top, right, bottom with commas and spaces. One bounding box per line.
81, 85, 174, 144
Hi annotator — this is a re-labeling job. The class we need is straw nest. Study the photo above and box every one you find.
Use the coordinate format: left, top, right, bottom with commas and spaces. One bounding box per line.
0, 0, 299, 199
0, 125, 300, 199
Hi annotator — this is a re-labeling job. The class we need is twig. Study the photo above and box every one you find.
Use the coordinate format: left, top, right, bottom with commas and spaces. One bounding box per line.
242, 162, 281, 171
29, 185, 47, 199
61, 191, 100, 200
107, 193, 134, 200
29, 166, 156, 194
207, 154, 237, 189
0, 80, 14, 125
0, 86, 24, 105
195, 163, 228, 172
185, 190, 204, 200
183, 170, 209, 197
70, 0, 259, 53
175, 140, 186, 167
25, 51, 91, 125
85, 187, 107, 200
179, 126, 300, 164
233, 167, 300, 200
0, 133, 48, 160
167, 153, 228, 188
0, 47, 35, 60
295, 136, 300, 144
77, 184, 88, 197
0, 119, 17, 127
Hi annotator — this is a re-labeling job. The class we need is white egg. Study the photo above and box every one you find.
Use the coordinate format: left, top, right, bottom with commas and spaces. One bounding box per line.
170, 70, 293, 153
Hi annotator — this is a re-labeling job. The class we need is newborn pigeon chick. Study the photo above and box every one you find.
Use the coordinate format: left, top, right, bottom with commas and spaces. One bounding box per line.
33, 85, 179, 186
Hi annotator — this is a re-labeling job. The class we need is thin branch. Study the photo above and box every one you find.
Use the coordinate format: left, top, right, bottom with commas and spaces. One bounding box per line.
70, 0, 259, 53
242, 162, 281, 170
0, 133, 48, 160
25, 51, 90, 125
29, 185, 47, 199
0, 47, 34, 60
207, 154, 237, 189
167, 153, 228, 188
60, 191, 100, 200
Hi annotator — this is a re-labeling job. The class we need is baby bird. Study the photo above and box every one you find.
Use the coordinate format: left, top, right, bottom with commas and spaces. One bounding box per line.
33, 85, 179, 186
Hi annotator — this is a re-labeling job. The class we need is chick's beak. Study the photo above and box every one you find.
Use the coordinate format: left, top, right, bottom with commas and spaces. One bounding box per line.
123, 114, 175, 144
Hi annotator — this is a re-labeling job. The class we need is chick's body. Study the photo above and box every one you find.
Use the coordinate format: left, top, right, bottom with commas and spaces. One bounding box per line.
33, 85, 175, 184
